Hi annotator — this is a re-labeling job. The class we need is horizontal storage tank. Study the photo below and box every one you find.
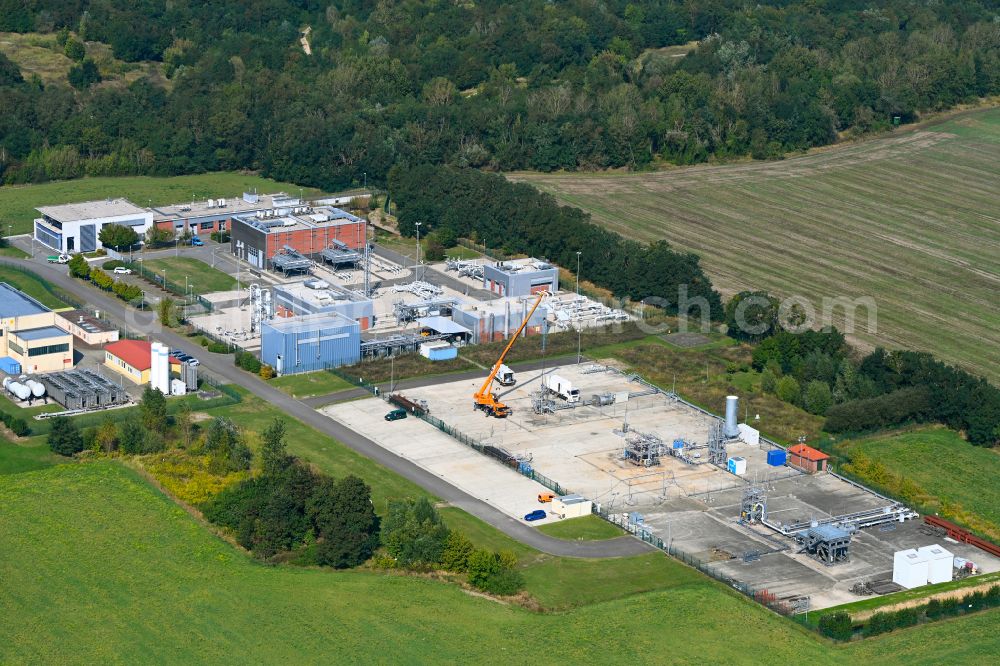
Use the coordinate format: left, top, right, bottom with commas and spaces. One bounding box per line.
25, 379, 45, 398
3, 377, 30, 401
767, 449, 787, 467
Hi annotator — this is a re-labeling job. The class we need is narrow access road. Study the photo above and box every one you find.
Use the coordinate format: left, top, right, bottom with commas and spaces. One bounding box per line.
2, 258, 652, 558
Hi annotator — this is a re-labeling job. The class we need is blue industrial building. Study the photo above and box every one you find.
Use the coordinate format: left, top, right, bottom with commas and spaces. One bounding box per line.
261, 313, 360, 375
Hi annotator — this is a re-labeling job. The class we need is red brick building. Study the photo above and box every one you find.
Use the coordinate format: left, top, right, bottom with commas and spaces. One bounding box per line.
788, 444, 830, 474
230, 205, 365, 271
150, 192, 303, 237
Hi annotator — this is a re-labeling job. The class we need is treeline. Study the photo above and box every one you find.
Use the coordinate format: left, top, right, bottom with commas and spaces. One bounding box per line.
725, 290, 999, 445
2, 1, 999, 187
819, 584, 1000, 641
825, 349, 1000, 446
390, 165, 722, 317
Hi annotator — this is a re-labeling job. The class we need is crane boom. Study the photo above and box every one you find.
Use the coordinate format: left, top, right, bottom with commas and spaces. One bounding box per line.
473, 291, 547, 417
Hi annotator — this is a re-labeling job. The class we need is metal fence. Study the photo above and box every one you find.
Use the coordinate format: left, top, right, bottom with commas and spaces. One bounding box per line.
593, 504, 805, 615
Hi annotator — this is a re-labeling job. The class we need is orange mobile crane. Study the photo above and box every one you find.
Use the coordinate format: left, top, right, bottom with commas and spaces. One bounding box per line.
473, 291, 547, 417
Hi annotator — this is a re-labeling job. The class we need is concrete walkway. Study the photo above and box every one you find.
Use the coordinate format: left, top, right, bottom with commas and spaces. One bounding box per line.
0, 257, 651, 559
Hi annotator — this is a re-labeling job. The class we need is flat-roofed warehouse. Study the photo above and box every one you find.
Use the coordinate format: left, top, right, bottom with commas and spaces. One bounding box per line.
230, 205, 365, 272
149, 192, 303, 238
0, 283, 74, 374
34, 199, 153, 254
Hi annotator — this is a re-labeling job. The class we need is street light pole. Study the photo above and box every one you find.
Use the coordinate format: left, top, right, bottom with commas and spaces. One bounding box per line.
576, 250, 582, 296
415, 221, 422, 282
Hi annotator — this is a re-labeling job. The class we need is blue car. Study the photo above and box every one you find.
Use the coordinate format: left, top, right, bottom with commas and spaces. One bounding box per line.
524, 509, 547, 522
191, 236, 204, 246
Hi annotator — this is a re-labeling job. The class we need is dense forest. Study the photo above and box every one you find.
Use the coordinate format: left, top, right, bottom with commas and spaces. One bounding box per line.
1, 0, 999, 188
390, 164, 722, 316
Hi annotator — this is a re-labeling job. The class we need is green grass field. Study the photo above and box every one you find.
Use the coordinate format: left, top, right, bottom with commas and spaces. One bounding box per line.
537, 514, 625, 540
141, 256, 236, 294
269, 370, 354, 398
4, 462, 1000, 663
0, 265, 70, 309
839, 427, 1000, 537
0, 173, 324, 236
518, 108, 1000, 383
0, 436, 59, 474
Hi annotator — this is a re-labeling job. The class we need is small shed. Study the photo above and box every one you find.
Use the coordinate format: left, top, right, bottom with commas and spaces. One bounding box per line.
918, 544, 954, 584
788, 444, 830, 474
893, 549, 929, 589
419, 340, 458, 361
552, 494, 592, 519
727, 456, 747, 475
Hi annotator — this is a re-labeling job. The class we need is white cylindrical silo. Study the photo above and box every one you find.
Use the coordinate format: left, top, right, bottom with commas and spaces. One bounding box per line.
150, 342, 161, 390
724, 395, 740, 438
155, 343, 170, 394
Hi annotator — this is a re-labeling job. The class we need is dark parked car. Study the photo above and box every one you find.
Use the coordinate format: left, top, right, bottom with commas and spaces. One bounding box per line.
524, 509, 547, 522
384, 408, 407, 421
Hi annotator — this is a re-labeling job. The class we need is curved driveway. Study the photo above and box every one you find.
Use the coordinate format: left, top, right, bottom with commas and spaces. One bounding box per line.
2, 256, 652, 558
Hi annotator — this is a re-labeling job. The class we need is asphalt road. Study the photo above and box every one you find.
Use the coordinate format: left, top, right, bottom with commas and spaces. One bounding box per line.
2, 255, 651, 558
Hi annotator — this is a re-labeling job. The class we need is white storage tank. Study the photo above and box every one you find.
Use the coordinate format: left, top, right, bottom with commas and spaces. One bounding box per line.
25, 379, 46, 398
918, 544, 954, 584
893, 549, 929, 589
724, 395, 740, 438
3, 377, 31, 401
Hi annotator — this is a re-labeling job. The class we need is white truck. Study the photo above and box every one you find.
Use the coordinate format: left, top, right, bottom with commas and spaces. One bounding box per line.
543, 373, 580, 403
46, 254, 71, 264
496, 364, 516, 386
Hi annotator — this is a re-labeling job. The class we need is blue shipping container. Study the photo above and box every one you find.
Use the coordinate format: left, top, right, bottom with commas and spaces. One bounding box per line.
0, 356, 21, 375
767, 449, 787, 467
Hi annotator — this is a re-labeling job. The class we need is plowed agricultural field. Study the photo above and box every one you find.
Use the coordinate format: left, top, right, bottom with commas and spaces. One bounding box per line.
517, 109, 1000, 382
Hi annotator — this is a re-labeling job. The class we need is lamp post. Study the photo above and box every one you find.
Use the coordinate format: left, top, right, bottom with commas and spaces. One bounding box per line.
363, 172, 367, 190
576, 250, 582, 296
185, 275, 189, 303
415, 221, 422, 281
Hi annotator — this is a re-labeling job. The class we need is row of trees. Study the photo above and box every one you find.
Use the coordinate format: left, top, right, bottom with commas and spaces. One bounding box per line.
819, 584, 1000, 641
2, 1, 999, 186
67, 253, 142, 304
390, 165, 722, 317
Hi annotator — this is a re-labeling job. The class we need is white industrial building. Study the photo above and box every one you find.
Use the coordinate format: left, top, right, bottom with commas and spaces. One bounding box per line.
893, 549, 930, 589
551, 495, 593, 519
34, 199, 153, 254
919, 544, 954, 584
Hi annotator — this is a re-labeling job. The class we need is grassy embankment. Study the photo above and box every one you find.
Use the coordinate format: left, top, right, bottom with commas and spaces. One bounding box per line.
4, 460, 1000, 663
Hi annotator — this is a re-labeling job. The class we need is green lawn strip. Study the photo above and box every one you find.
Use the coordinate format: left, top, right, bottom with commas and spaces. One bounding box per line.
537, 514, 625, 541
0, 245, 29, 258
0, 265, 71, 309
140, 257, 236, 293
521, 552, 706, 611
0, 435, 60, 474
268, 371, 354, 398
806, 571, 1000, 627
0, 173, 325, 236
